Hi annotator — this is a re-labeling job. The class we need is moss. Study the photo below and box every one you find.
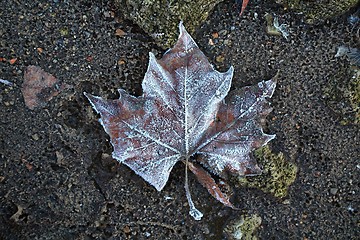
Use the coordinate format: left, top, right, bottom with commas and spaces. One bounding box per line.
114, 0, 224, 49
59, 27, 68, 36
323, 67, 360, 125
236, 146, 297, 198
348, 69, 360, 123
224, 214, 262, 240
276, 0, 358, 24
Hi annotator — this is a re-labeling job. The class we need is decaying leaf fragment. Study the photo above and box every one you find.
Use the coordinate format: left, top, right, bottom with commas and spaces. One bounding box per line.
85, 22, 276, 220
22, 65, 69, 110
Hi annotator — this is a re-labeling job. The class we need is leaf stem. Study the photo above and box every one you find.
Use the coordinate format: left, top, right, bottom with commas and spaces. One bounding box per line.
184, 157, 203, 220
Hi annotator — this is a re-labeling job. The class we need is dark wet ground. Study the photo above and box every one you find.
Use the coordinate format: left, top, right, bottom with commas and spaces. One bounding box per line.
0, 0, 359, 239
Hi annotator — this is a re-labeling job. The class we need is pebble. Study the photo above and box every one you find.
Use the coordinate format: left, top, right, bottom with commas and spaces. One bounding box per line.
32, 134, 39, 141
115, 28, 126, 37
330, 188, 338, 195
123, 225, 131, 234
208, 38, 214, 46
211, 32, 219, 39
223, 39, 231, 46
218, 29, 228, 37
216, 55, 225, 63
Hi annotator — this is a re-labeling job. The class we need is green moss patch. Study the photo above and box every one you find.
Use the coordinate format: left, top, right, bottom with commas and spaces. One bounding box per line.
324, 67, 360, 125
224, 214, 262, 240
114, 0, 224, 48
237, 146, 298, 198
276, 0, 358, 24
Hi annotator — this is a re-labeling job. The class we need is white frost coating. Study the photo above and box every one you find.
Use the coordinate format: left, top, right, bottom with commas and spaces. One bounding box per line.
187, 67, 233, 148
194, 79, 276, 176
143, 53, 178, 114
84, 93, 114, 116
193, 80, 276, 156
125, 154, 181, 191
0, 79, 13, 86
179, 21, 198, 52
122, 119, 179, 154
84, 22, 276, 220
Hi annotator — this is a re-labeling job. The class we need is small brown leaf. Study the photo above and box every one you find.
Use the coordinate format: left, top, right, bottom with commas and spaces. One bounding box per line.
22, 65, 68, 110
115, 28, 126, 37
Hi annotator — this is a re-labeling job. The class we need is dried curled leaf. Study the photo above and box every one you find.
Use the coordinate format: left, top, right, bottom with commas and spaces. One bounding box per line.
85, 22, 276, 220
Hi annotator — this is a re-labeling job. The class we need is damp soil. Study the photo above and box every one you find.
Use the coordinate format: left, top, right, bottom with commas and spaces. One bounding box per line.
0, 0, 359, 239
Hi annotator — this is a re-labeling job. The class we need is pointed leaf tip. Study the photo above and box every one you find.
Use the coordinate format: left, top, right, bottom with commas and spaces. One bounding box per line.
178, 21, 185, 35
175, 21, 198, 51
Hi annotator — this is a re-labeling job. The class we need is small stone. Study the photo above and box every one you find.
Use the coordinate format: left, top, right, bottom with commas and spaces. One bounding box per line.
216, 55, 225, 63
115, 28, 126, 37
282, 199, 290, 204
32, 134, 39, 141
56, 151, 64, 164
212, 32, 219, 39
103, 11, 111, 18
208, 38, 214, 46
223, 39, 231, 46
330, 188, 338, 195
218, 29, 228, 37
9, 58, 17, 65
203, 226, 210, 235
123, 225, 131, 234
86, 56, 93, 62
118, 59, 126, 65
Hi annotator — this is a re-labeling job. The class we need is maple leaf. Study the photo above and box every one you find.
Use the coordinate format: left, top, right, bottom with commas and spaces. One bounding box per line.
84, 22, 276, 220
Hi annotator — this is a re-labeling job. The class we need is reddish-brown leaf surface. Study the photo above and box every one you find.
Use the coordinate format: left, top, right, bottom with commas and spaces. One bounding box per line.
85, 22, 276, 220
240, 0, 250, 15
22, 66, 69, 110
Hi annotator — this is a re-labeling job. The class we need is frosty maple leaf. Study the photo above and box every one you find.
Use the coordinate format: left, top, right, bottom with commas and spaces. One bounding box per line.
84, 22, 276, 220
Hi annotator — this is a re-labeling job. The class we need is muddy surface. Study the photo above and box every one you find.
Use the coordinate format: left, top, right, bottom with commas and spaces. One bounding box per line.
0, 0, 359, 239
